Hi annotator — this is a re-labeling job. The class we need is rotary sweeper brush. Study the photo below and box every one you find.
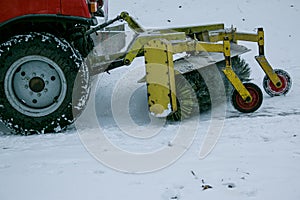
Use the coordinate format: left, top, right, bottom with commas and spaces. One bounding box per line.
0, 0, 292, 134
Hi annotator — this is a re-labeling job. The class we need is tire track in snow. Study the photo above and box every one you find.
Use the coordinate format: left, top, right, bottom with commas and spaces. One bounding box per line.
226, 109, 300, 119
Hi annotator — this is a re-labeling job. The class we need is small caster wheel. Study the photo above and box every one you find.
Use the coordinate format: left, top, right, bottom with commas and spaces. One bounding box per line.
263, 69, 292, 97
231, 83, 263, 113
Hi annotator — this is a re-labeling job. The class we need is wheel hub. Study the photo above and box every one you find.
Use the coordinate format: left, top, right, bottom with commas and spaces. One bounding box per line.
29, 77, 45, 93
263, 69, 292, 97
232, 82, 263, 113
269, 75, 287, 93
4, 55, 67, 117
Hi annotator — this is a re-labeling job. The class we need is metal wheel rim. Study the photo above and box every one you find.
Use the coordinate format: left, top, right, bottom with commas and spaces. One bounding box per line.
234, 84, 262, 112
4, 55, 67, 117
264, 69, 290, 96
236, 88, 259, 110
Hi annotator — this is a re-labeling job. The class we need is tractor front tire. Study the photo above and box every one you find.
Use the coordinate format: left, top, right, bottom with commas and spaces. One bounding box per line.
0, 33, 90, 134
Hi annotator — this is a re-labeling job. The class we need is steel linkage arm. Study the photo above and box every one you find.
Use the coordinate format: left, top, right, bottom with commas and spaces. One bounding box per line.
120, 12, 145, 33
209, 28, 282, 88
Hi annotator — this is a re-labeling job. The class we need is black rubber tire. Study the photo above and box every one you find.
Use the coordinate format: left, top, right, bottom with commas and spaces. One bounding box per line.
231, 83, 263, 113
263, 69, 292, 97
0, 33, 90, 134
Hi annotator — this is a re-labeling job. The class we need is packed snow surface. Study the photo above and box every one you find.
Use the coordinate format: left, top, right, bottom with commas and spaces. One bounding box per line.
1, 0, 300, 199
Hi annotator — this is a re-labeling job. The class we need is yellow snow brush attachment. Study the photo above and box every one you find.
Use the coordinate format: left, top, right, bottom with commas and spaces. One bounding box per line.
144, 39, 177, 117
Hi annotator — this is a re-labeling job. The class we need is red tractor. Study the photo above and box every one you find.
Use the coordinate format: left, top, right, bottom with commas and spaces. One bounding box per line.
0, 0, 106, 133
0, 1, 292, 134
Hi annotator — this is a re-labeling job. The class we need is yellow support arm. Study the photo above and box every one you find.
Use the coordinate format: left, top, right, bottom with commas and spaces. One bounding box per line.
120, 12, 145, 33
222, 38, 252, 102
158, 23, 225, 35
172, 41, 224, 53
144, 39, 177, 117
209, 28, 282, 88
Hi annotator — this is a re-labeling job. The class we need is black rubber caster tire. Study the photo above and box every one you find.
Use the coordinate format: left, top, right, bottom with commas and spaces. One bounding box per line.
263, 69, 292, 97
231, 83, 263, 113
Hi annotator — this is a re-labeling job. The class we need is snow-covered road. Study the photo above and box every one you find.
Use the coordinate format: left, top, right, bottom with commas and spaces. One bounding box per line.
1, 0, 300, 199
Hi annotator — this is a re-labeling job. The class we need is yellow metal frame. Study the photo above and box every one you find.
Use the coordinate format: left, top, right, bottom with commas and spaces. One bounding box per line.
143, 37, 253, 116
144, 39, 177, 116
124, 32, 186, 65
209, 28, 282, 88
120, 12, 281, 102
98, 12, 282, 114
